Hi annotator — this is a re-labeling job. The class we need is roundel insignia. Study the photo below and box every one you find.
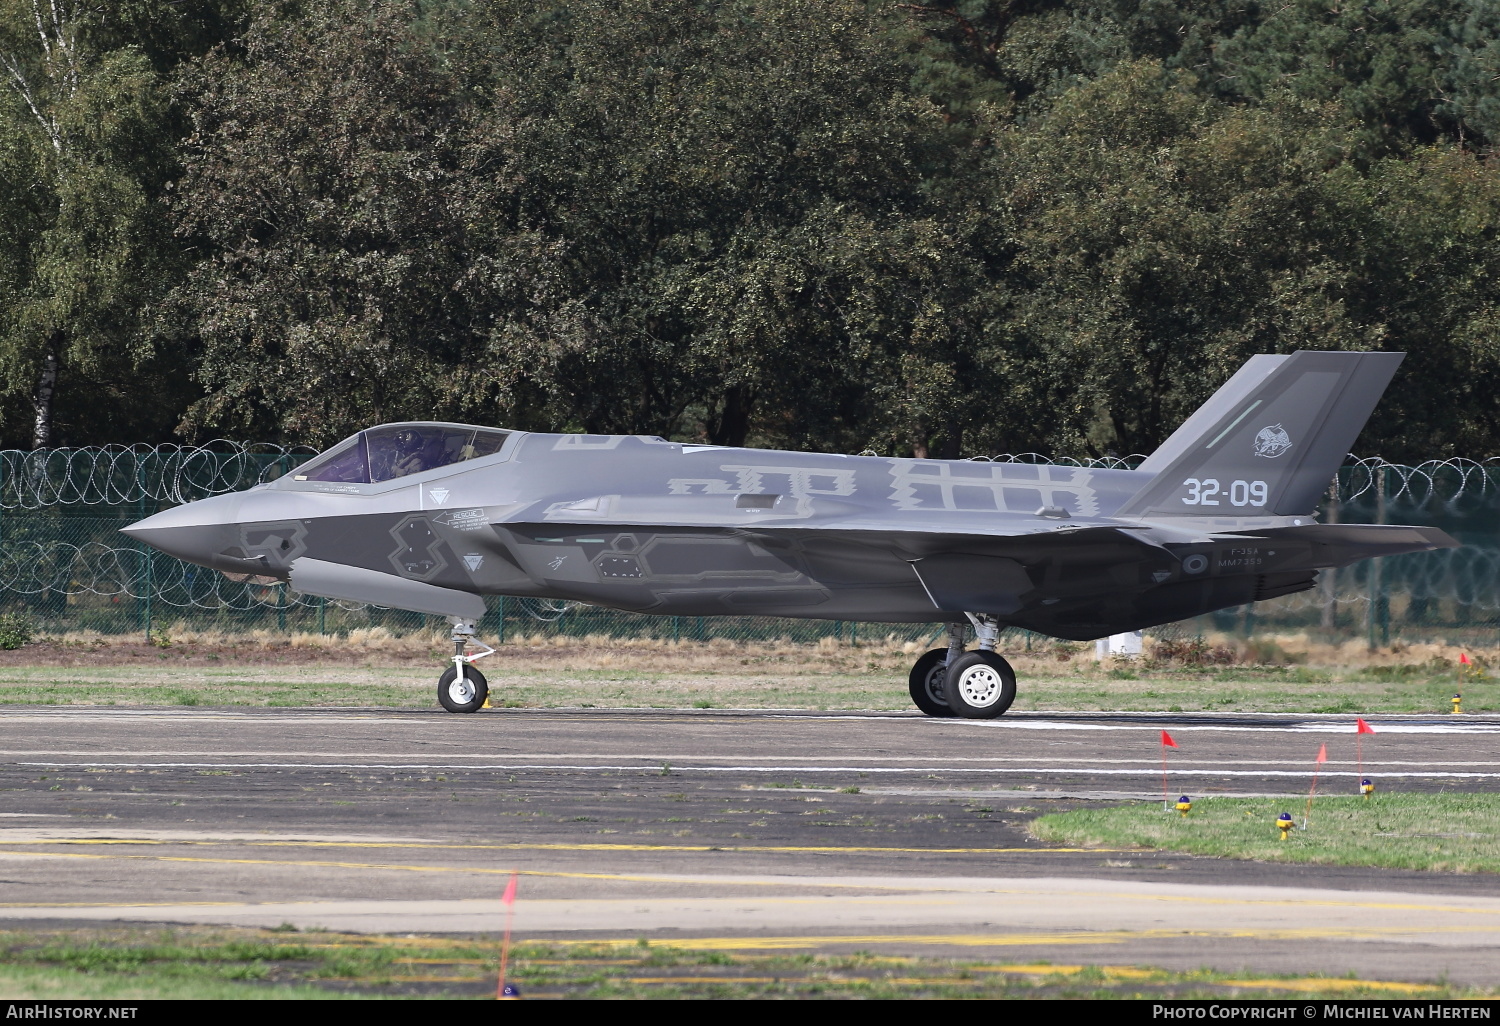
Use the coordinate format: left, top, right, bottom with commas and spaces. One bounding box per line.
1253, 424, 1292, 459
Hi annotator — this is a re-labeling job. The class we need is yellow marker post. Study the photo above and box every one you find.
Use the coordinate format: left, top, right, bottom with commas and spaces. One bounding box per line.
1175, 796, 1192, 818
1452, 693, 1463, 715
1360, 778, 1374, 800
1277, 813, 1294, 841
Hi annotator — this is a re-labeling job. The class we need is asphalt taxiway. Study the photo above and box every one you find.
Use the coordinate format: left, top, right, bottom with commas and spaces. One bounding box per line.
2, 707, 1499, 986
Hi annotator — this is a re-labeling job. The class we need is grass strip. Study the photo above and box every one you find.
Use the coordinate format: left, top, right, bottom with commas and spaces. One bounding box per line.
1033, 792, 1500, 873
0, 662, 1490, 713
0, 925, 1493, 999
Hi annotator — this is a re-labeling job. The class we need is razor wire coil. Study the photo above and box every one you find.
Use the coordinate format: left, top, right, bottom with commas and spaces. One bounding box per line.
0, 442, 316, 509
2, 444, 1500, 635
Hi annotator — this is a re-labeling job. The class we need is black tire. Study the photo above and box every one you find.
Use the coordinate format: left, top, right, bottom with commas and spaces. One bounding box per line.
908, 648, 958, 717
942, 651, 1017, 719
437, 664, 489, 713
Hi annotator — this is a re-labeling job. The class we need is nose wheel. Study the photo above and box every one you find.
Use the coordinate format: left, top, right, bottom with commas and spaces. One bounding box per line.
438, 664, 489, 713
439, 616, 495, 713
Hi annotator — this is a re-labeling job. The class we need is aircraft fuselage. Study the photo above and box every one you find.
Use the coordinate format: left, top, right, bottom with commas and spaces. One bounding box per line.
123, 430, 1443, 641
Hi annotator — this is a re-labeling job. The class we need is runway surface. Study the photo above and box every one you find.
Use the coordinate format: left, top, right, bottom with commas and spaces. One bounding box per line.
2, 706, 1499, 986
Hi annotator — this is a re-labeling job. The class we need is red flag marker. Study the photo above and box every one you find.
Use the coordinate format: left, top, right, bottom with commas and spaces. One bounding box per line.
1304, 744, 1328, 829
1160, 731, 1178, 809
1355, 719, 1375, 782
497, 871, 519, 1000
1460, 653, 1471, 665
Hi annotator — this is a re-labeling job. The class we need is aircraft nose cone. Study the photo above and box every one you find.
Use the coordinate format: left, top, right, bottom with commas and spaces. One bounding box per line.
121, 493, 246, 572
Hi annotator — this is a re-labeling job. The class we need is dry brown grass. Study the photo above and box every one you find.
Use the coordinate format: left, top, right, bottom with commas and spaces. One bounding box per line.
1, 623, 1492, 677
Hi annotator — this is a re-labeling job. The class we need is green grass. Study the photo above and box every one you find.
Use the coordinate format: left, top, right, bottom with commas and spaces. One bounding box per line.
1033, 793, 1500, 873
0, 662, 1490, 713
0, 925, 1490, 999
0, 931, 389, 999
0, 963, 357, 999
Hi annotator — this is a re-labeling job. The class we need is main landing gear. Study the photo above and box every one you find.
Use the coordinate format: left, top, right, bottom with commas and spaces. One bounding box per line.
438, 616, 496, 713
907, 616, 1017, 719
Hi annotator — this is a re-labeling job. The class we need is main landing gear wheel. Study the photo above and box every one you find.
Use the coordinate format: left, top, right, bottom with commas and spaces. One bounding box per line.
438, 665, 489, 713
942, 651, 1017, 719
908, 648, 957, 718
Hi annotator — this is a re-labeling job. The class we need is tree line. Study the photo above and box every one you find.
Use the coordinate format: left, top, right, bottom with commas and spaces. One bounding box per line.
2, 0, 1497, 462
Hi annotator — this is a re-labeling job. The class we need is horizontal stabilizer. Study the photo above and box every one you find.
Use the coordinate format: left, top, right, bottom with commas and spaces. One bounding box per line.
1224, 523, 1459, 568
1119, 351, 1405, 518
289, 557, 486, 619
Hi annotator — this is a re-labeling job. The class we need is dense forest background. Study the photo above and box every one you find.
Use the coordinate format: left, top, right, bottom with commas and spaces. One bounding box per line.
1, 0, 1497, 461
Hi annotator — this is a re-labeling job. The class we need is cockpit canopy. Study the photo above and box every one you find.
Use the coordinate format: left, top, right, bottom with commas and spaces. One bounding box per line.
294, 423, 511, 484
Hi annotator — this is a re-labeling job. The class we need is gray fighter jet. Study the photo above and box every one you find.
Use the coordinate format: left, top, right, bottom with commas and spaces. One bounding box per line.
124, 350, 1455, 716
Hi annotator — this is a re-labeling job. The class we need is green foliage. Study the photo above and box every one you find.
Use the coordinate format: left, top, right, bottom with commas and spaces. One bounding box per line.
0, 0, 1497, 455
0, 0, 243, 447
0, 611, 33, 649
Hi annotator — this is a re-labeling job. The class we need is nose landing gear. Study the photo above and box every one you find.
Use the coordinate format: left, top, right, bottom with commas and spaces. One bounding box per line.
438, 616, 495, 713
907, 616, 1017, 719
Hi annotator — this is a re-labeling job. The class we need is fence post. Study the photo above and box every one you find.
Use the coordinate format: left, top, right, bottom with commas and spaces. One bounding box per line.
1321, 475, 1340, 632
143, 548, 153, 643
318, 596, 326, 636
1368, 463, 1387, 651
137, 472, 149, 641
496, 595, 506, 644
276, 583, 287, 632
672, 616, 680, 644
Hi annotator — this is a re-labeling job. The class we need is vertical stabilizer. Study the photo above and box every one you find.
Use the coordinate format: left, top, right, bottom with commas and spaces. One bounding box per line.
1116, 351, 1404, 518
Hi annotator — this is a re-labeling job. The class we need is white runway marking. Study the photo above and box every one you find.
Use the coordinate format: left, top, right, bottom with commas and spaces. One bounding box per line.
945, 721, 1500, 735
5, 752, 1498, 766
14, 760, 1500, 778
7, 709, 1500, 730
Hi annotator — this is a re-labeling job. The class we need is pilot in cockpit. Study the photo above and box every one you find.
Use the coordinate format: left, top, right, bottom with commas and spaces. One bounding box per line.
388, 429, 433, 478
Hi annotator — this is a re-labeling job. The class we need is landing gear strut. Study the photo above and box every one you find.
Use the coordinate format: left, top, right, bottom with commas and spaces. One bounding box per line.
906, 616, 1017, 720
438, 616, 495, 713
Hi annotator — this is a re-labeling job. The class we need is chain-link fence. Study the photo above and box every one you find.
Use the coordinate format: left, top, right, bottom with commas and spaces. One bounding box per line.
0, 445, 1495, 648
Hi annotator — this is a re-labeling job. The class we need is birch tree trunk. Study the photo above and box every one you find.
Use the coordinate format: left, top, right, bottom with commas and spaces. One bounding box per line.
31, 346, 57, 447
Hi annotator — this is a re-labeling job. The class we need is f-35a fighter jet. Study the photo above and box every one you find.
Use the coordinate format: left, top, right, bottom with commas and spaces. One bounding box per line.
125, 350, 1455, 716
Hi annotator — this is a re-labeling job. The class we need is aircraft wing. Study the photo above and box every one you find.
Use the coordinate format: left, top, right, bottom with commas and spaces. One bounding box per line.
738, 519, 1457, 622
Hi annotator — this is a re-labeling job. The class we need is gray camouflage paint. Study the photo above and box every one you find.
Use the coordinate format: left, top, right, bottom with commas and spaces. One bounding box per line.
123, 351, 1456, 641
